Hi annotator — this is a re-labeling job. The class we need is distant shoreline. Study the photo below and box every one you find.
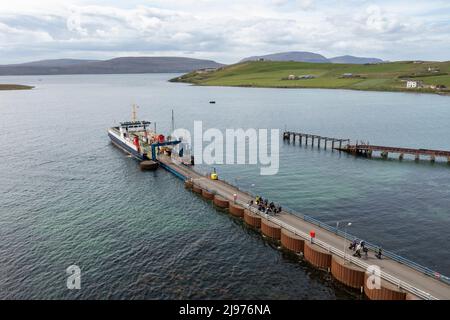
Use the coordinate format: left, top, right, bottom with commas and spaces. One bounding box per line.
171, 61, 450, 97
0, 84, 34, 90
174, 81, 450, 97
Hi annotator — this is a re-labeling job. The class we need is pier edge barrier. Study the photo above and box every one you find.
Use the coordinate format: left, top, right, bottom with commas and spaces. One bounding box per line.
202, 189, 215, 200
330, 256, 365, 290
244, 209, 261, 228
229, 203, 245, 217
281, 229, 305, 253
192, 185, 202, 194
213, 195, 229, 209
261, 218, 281, 240
304, 242, 332, 270
363, 274, 407, 300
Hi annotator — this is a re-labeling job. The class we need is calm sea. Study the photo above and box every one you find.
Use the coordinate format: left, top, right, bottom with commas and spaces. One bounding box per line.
1, 74, 449, 299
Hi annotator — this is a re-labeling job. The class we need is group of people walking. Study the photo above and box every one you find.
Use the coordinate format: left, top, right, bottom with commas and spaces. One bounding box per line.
249, 196, 282, 216
349, 239, 382, 259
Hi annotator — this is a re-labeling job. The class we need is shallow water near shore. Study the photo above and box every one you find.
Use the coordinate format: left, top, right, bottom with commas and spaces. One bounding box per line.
1, 73, 449, 299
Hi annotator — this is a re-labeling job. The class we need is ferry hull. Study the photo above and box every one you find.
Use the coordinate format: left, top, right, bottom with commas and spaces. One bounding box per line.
108, 131, 147, 161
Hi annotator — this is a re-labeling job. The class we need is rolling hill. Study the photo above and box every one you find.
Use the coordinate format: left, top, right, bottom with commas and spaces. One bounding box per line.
328, 55, 383, 64
0, 57, 224, 76
240, 51, 384, 64
171, 60, 450, 94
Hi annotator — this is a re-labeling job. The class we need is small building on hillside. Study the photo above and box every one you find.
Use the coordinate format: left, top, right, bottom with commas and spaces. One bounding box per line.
298, 74, 315, 79
427, 66, 440, 73
339, 73, 365, 79
430, 84, 447, 90
195, 68, 219, 74
287, 74, 296, 80
406, 80, 424, 89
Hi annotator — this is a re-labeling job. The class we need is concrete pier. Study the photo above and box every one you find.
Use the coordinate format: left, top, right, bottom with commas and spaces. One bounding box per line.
157, 154, 450, 300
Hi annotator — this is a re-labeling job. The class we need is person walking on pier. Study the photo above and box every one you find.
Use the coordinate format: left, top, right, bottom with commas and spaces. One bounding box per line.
375, 247, 383, 259
354, 243, 362, 258
349, 239, 357, 251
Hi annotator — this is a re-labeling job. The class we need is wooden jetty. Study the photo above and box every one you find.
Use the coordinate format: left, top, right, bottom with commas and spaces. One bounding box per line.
283, 131, 350, 150
338, 144, 450, 163
157, 154, 450, 300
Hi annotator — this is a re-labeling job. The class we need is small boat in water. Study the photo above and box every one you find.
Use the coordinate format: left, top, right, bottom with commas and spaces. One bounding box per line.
209, 100, 216, 104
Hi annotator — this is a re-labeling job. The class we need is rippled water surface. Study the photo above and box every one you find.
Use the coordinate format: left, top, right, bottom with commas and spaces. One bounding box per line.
1, 74, 449, 299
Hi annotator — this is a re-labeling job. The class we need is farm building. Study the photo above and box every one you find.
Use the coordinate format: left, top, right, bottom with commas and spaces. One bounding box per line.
406, 80, 424, 89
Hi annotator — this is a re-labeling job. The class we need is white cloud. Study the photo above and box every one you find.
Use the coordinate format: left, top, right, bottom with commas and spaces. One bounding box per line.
0, 0, 449, 63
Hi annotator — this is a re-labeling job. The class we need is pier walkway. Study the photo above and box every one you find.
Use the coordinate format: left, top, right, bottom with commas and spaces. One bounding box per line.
283, 131, 350, 149
339, 144, 450, 162
158, 155, 450, 300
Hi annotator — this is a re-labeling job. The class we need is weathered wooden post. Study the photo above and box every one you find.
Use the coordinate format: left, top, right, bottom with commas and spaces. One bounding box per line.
324, 138, 327, 150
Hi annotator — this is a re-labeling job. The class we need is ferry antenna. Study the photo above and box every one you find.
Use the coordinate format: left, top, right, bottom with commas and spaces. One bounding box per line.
171, 109, 175, 134
132, 104, 139, 122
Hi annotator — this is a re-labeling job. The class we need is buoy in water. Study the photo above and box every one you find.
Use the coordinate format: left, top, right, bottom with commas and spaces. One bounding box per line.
140, 160, 159, 171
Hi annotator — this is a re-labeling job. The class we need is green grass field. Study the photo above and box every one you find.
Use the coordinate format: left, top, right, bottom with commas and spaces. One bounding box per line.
0, 84, 34, 90
171, 60, 450, 94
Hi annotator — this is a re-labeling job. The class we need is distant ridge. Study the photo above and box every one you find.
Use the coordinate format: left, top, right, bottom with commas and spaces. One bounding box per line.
241, 51, 329, 63
329, 55, 383, 64
0, 57, 224, 76
10, 59, 100, 67
241, 51, 384, 64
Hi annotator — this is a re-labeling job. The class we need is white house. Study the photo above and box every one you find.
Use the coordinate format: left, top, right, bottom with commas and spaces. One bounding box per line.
406, 80, 423, 89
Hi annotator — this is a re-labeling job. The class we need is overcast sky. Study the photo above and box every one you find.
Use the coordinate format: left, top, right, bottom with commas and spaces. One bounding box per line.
1, 0, 449, 64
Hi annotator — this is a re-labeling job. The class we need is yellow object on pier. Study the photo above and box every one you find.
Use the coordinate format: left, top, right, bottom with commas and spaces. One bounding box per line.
210, 172, 218, 180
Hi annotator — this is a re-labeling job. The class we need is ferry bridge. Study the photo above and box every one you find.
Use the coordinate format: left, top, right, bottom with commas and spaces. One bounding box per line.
156, 154, 450, 300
